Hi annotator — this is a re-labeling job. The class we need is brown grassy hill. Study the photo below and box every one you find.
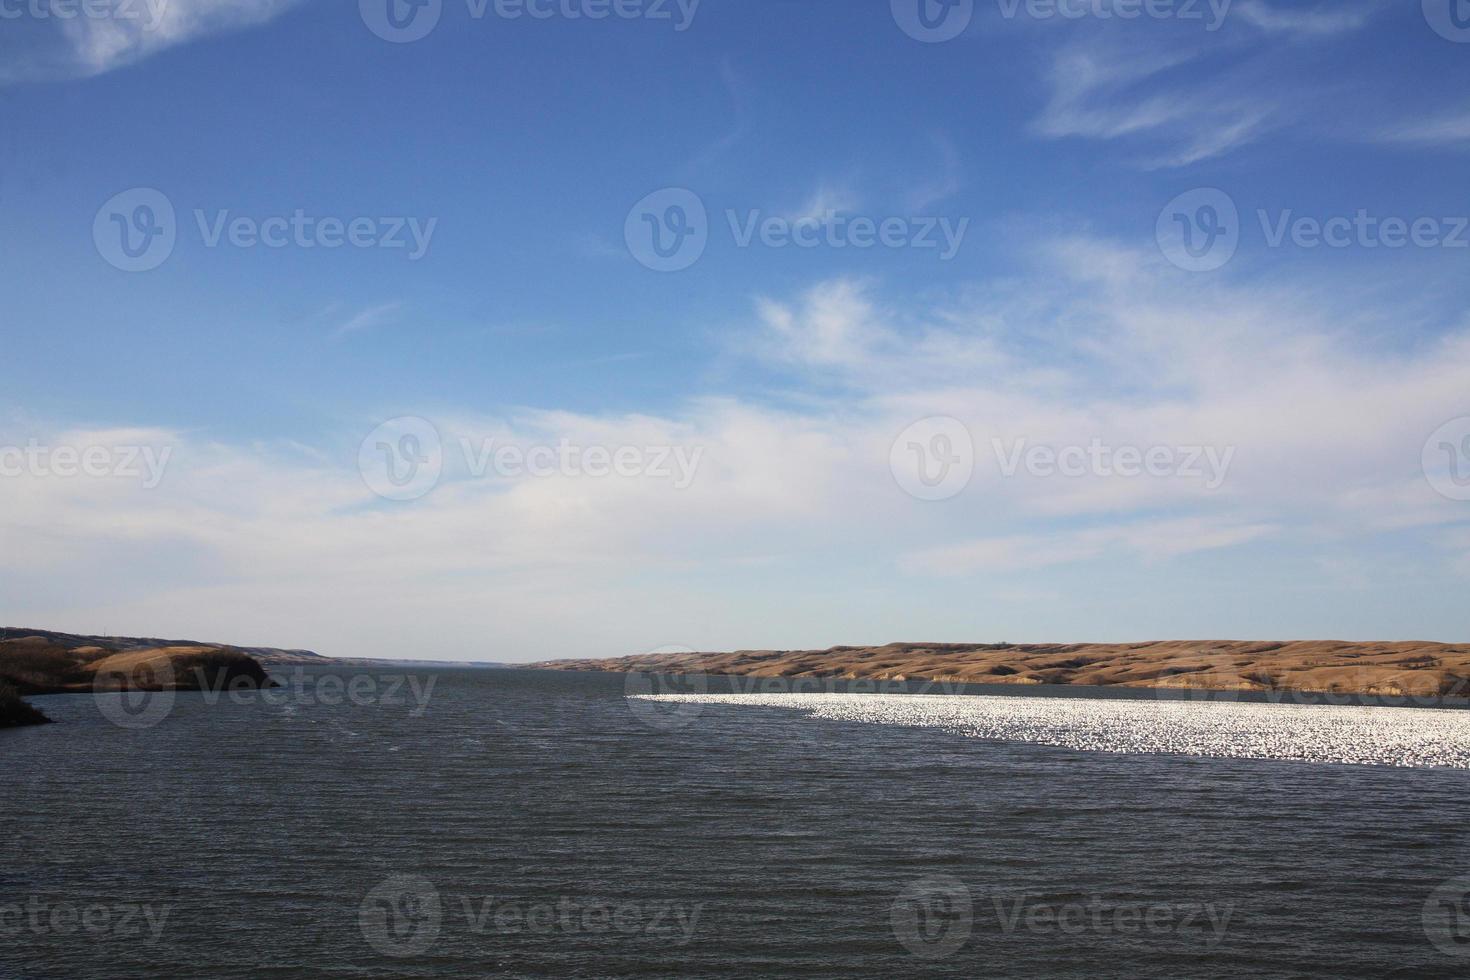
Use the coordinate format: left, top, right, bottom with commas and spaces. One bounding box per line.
0, 631, 276, 699
531, 640, 1470, 699
0, 627, 326, 665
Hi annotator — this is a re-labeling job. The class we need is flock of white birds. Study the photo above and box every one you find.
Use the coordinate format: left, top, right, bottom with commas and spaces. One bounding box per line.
632, 691, 1470, 768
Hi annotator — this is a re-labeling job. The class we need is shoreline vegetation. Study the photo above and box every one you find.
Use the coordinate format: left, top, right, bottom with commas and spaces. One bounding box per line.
530, 640, 1470, 701
0, 679, 51, 727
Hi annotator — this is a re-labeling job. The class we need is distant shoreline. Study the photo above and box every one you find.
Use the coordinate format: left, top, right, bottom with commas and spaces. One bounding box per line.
529, 640, 1470, 701
11, 630, 1470, 715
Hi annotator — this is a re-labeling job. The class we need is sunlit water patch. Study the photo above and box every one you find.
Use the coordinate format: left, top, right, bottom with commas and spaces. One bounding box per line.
632, 691, 1470, 768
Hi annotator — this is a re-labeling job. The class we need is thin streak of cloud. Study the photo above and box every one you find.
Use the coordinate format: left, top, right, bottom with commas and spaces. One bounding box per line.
681, 59, 754, 177
1232, 0, 1380, 36
331, 302, 402, 341
899, 520, 1277, 576
780, 182, 860, 225
1377, 111, 1470, 147
1029, 44, 1276, 168
902, 132, 964, 212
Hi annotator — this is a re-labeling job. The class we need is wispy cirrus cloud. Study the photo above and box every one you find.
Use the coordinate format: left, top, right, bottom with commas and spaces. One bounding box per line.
1231, 0, 1380, 36
898, 518, 1277, 576
901, 132, 964, 212
779, 181, 860, 226
1, 0, 302, 85
1026, 2, 1379, 168
1377, 110, 1470, 147
1029, 44, 1279, 168
330, 302, 403, 341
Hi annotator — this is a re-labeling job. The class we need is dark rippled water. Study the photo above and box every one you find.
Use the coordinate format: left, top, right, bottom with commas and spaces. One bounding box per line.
5, 667, 1470, 978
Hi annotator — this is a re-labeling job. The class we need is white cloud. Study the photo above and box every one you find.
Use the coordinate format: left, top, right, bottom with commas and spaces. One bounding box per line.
1029, 44, 1278, 168
1231, 0, 1379, 36
780, 182, 860, 226
1378, 111, 1470, 147
3, 0, 302, 85
902, 132, 964, 212
1026, 2, 1379, 169
331, 302, 402, 340
6, 235, 1470, 657
898, 518, 1276, 576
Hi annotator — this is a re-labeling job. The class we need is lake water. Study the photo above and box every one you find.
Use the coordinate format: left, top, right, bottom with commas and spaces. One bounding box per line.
4, 667, 1470, 978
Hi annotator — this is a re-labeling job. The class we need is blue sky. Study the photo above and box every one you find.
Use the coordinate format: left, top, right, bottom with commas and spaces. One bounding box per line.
3, 0, 1470, 659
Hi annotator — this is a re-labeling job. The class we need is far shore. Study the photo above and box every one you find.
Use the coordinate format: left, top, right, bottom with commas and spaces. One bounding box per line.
529, 640, 1470, 701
